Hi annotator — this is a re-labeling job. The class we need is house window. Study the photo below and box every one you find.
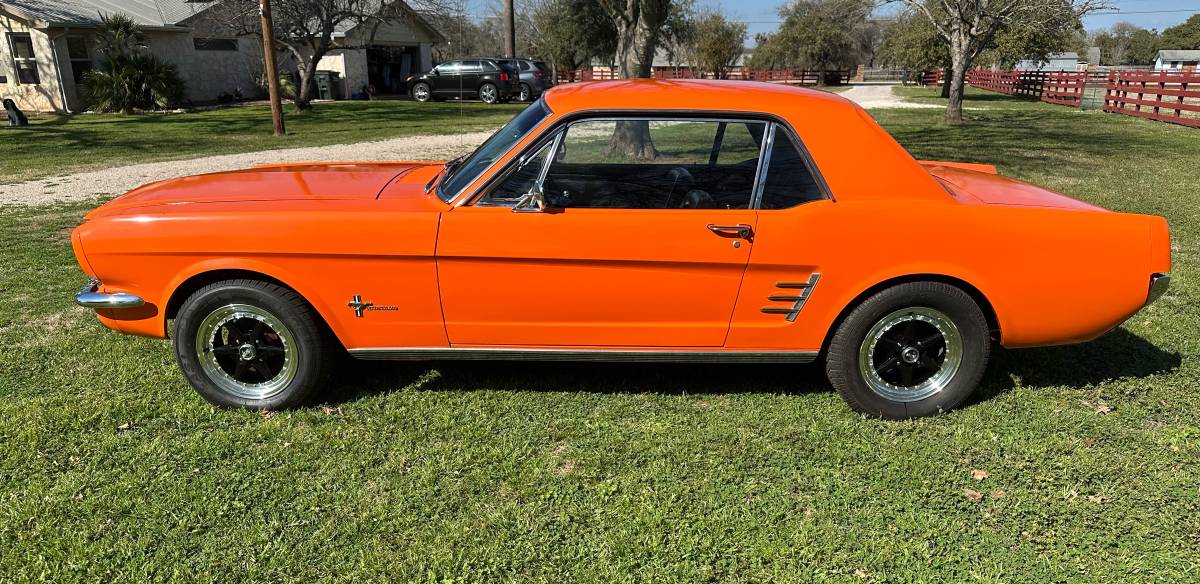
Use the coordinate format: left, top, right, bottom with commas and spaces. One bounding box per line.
193, 38, 238, 51
67, 35, 92, 86
8, 33, 39, 85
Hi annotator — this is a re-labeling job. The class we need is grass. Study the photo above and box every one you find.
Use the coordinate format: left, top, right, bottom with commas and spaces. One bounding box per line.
2, 89, 1199, 582
0, 100, 524, 184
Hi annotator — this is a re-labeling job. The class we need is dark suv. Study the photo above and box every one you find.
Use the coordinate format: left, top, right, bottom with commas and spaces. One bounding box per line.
496, 59, 554, 102
407, 59, 520, 104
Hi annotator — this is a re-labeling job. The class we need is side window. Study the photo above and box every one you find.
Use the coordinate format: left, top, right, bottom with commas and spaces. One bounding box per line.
8, 33, 39, 85
439, 61, 461, 75
759, 128, 825, 209
478, 136, 556, 206
542, 118, 765, 210
463, 60, 482, 72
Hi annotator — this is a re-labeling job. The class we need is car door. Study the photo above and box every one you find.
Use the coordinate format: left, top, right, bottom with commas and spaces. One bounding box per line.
459, 60, 483, 98
436, 117, 768, 348
432, 61, 460, 96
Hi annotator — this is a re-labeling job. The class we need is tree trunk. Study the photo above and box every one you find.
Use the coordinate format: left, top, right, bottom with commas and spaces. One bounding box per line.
609, 12, 659, 159
945, 39, 969, 124
295, 57, 320, 110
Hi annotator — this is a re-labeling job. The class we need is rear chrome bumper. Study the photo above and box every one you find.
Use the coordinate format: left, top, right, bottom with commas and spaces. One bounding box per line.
1146, 273, 1170, 306
75, 279, 145, 309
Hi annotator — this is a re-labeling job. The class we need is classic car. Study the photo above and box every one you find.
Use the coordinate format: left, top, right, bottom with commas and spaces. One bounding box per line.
71, 79, 1171, 418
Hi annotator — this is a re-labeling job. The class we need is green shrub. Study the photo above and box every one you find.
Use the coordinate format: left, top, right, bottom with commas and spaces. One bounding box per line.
82, 14, 186, 113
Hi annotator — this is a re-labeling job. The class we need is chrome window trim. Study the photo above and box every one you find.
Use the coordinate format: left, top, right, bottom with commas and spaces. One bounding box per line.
453, 109, 834, 208
750, 123, 776, 210
440, 98, 552, 204
348, 347, 819, 363
474, 129, 565, 208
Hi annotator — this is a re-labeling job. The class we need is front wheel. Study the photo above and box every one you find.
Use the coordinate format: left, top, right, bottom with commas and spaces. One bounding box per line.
412, 82, 432, 102
478, 83, 499, 104
174, 279, 335, 410
825, 282, 990, 419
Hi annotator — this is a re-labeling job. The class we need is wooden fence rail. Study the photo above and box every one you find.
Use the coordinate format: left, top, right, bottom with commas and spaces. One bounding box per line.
1104, 71, 1200, 128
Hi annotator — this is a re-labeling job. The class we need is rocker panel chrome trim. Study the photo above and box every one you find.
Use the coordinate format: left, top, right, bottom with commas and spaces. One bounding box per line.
348, 347, 819, 363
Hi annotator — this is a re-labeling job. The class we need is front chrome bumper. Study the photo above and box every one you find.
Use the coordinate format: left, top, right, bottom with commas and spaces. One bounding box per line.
75, 279, 145, 309
1146, 273, 1170, 306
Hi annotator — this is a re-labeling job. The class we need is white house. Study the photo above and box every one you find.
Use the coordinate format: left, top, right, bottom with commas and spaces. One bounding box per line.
0, 0, 443, 112
1153, 50, 1200, 72
1014, 52, 1083, 72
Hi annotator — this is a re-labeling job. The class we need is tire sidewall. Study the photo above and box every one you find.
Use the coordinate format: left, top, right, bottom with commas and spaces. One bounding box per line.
174, 282, 328, 410
519, 83, 531, 102
827, 283, 989, 419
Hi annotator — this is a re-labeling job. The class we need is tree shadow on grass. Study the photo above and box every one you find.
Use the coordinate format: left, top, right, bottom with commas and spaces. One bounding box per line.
323, 327, 1179, 408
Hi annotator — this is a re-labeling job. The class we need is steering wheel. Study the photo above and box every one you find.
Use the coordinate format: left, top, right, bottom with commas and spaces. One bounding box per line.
663, 167, 694, 209
677, 189, 716, 209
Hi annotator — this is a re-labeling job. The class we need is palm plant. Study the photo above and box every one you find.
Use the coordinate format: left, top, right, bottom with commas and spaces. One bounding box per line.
82, 14, 185, 113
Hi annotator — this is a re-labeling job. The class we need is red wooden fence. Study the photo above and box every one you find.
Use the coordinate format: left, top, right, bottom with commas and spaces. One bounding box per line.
1104, 71, 1200, 128
965, 70, 1089, 108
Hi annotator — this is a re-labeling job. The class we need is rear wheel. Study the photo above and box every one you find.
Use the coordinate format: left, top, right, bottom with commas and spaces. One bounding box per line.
412, 82, 432, 102
519, 83, 532, 102
478, 82, 499, 104
826, 282, 989, 419
174, 279, 335, 410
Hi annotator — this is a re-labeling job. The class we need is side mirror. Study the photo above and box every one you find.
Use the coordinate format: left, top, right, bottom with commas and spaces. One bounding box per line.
512, 188, 548, 213
431, 69, 440, 76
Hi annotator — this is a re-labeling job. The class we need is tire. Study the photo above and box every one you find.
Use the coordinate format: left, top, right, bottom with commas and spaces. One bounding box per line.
173, 279, 335, 410
825, 282, 990, 419
412, 82, 432, 103
519, 83, 532, 102
478, 82, 499, 104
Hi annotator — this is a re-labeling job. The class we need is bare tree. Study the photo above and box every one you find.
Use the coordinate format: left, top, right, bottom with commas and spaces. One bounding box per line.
897, 0, 1106, 123
208, 0, 454, 108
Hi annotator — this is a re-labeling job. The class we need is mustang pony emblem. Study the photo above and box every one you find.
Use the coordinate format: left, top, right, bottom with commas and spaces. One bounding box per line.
348, 295, 398, 317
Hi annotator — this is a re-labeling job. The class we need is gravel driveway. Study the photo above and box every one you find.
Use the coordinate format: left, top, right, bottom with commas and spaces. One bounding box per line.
841, 84, 939, 109
0, 131, 494, 206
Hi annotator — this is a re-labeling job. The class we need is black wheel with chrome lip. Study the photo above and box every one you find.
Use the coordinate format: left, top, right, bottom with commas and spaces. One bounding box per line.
174, 279, 335, 409
826, 282, 989, 419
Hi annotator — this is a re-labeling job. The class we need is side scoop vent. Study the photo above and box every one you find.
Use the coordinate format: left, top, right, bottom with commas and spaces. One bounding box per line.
760, 273, 821, 322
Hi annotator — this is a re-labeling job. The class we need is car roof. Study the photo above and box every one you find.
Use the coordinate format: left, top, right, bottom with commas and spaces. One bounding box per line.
541, 79, 856, 116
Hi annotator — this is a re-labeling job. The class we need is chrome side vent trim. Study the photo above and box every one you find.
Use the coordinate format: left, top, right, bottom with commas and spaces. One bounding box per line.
761, 273, 821, 322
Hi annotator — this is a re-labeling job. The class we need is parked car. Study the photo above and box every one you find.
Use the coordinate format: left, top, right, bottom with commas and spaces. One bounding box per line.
495, 58, 554, 102
407, 58, 519, 104
71, 80, 1170, 418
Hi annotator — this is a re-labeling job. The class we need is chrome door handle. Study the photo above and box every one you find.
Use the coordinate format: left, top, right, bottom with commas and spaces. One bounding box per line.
707, 224, 753, 239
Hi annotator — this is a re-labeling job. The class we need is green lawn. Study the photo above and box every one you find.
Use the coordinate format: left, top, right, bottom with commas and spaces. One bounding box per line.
2, 90, 1199, 581
0, 100, 524, 184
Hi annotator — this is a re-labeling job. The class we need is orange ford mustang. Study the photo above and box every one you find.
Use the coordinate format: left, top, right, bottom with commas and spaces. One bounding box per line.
71, 80, 1171, 418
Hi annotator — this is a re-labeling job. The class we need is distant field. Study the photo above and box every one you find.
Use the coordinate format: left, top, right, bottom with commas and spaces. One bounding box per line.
1, 89, 1197, 581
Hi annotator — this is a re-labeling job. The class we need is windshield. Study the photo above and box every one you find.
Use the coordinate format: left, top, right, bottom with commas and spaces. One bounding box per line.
437, 99, 551, 202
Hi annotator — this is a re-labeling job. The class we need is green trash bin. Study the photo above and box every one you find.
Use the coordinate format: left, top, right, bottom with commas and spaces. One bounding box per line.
313, 70, 341, 100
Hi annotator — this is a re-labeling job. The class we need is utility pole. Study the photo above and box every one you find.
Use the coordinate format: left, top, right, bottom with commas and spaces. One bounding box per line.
260, 0, 286, 136
503, 0, 516, 58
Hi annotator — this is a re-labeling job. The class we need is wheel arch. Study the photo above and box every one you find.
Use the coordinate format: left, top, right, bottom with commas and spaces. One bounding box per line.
162, 265, 345, 348
819, 273, 1001, 355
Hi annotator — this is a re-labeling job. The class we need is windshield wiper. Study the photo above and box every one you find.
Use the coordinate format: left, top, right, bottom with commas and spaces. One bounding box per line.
425, 154, 470, 193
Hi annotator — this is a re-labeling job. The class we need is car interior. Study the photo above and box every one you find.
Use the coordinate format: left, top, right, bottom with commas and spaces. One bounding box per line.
479, 118, 825, 210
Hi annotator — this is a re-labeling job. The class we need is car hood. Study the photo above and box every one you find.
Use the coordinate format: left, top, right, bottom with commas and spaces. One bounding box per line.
920, 161, 1104, 211
86, 162, 440, 219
